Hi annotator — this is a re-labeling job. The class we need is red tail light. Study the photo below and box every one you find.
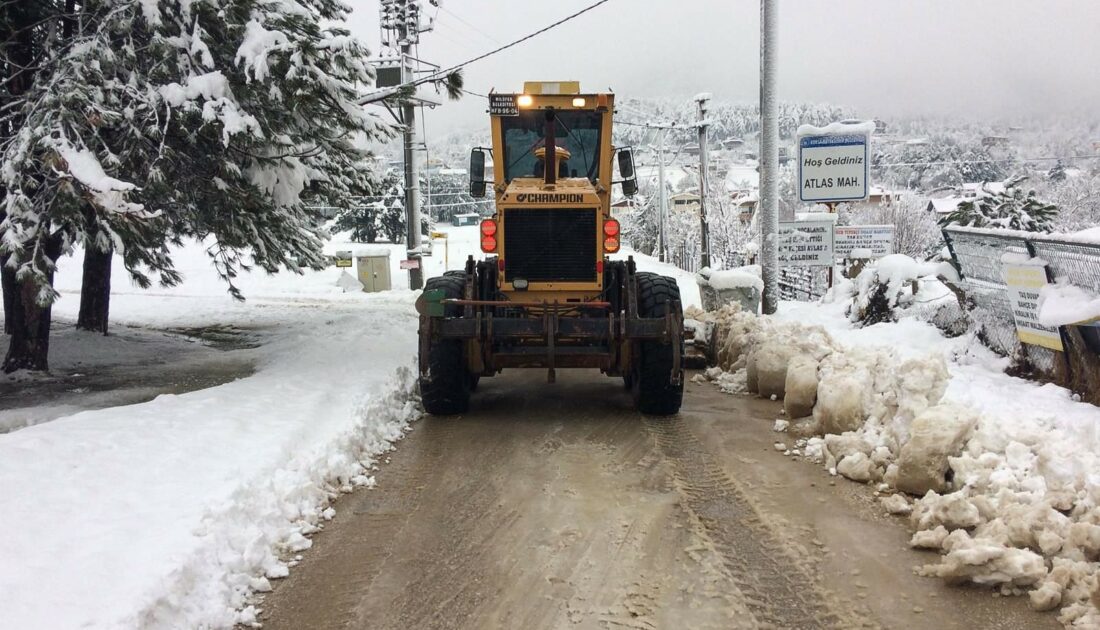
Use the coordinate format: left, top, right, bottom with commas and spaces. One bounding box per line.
480, 219, 498, 252
603, 218, 621, 253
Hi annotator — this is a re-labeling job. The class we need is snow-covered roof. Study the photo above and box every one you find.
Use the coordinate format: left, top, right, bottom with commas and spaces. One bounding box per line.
354, 246, 392, 257
724, 164, 759, 190
732, 193, 758, 208
928, 198, 964, 214
669, 191, 700, 201
961, 182, 1006, 195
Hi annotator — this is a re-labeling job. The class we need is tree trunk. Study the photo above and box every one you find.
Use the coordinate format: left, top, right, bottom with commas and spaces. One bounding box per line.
1, 209, 12, 334
76, 208, 112, 334
76, 246, 112, 334
1, 255, 14, 336
3, 234, 63, 372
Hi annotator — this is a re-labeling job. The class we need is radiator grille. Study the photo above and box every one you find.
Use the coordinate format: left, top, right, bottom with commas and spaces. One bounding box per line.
504, 208, 597, 283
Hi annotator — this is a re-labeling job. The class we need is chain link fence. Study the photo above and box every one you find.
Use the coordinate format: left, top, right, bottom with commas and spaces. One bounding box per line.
779, 266, 829, 301
943, 226, 1100, 376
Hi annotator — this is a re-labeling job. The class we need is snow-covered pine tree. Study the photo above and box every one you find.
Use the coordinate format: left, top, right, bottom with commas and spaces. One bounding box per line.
0, 0, 75, 368
1048, 160, 1067, 183
1, 0, 400, 371
422, 170, 487, 223
334, 170, 404, 243
941, 176, 1058, 233
622, 178, 662, 257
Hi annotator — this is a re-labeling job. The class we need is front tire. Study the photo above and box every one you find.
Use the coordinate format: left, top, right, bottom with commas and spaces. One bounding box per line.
633, 273, 684, 415
419, 275, 471, 415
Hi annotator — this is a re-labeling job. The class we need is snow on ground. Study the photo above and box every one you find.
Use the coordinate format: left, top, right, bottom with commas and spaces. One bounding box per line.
1, 238, 424, 628
0, 224, 698, 629
692, 276, 1100, 627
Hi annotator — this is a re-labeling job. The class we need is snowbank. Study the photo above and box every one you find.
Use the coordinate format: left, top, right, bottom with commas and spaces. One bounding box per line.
1039, 281, 1100, 327
697, 265, 763, 292
0, 240, 423, 628
694, 297, 1100, 627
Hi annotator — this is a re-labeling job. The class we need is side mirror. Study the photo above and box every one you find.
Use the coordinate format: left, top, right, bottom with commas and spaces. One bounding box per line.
617, 148, 638, 197
470, 148, 486, 198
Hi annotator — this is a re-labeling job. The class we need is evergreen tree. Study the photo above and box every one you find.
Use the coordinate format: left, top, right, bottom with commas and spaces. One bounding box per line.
1, 0, 404, 371
333, 171, 403, 243
0, 0, 73, 367
1048, 160, 1067, 183
941, 176, 1058, 233
422, 171, 488, 223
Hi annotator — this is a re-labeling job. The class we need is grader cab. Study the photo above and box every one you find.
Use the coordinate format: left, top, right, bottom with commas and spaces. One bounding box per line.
416, 81, 684, 415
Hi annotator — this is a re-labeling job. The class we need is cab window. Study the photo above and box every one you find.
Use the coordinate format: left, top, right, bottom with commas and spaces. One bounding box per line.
501, 110, 602, 183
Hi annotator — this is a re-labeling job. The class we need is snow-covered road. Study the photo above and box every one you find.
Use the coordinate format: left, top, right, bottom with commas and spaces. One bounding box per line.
0, 225, 701, 629
258, 368, 1055, 630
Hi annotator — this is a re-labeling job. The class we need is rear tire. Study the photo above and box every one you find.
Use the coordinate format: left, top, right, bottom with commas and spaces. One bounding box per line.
419, 275, 471, 415
633, 273, 684, 415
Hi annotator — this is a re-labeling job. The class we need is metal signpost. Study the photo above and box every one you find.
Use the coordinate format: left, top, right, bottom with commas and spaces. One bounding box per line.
430, 230, 448, 270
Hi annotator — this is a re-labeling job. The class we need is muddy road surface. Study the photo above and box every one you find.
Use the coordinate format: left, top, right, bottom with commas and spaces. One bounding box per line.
260, 370, 1058, 630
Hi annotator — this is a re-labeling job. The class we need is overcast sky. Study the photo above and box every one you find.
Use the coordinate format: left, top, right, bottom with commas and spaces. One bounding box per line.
344, 0, 1100, 137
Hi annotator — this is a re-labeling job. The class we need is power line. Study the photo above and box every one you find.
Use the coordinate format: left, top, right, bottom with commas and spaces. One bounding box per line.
438, 6, 502, 45
427, 0, 613, 82
361, 0, 614, 104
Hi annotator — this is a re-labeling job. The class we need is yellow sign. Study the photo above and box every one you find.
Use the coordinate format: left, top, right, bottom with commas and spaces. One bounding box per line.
1002, 263, 1063, 352
430, 231, 447, 239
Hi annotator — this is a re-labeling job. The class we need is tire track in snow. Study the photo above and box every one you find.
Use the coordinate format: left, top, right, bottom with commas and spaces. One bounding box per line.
643, 415, 876, 630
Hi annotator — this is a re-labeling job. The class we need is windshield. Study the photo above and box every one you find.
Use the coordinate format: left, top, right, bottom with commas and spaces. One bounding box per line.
501, 110, 602, 183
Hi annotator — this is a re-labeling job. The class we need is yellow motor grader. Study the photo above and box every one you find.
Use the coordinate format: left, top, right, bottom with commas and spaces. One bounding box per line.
417, 81, 683, 415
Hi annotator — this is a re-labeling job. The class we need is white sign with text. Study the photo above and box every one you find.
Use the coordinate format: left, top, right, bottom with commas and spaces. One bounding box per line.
798, 131, 870, 203
778, 220, 835, 267
834, 225, 895, 258
1002, 263, 1064, 351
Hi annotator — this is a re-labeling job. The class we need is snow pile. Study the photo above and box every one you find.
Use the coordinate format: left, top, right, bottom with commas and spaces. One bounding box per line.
848, 254, 960, 325
1039, 281, 1100, 327
0, 236, 427, 629
693, 302, 1100, 625
696, 265, 764, 292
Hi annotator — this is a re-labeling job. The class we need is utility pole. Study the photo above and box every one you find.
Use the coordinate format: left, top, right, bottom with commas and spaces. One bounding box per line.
399, 1, 424, 290
657, 129, 668, 263
759, 0, 779, 314
695, 93, 712, 270
380, 0, 434, 290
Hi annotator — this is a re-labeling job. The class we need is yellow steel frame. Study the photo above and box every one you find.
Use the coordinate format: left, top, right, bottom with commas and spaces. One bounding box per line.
487, 90, 616, 298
